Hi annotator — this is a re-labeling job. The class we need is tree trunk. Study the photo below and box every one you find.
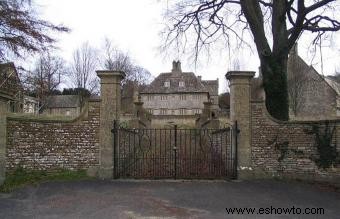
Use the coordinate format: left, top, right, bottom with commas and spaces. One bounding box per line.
261, 55, 289, 121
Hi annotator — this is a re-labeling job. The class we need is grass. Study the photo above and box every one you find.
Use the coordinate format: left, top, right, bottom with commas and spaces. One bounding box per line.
0, 168, 92, 193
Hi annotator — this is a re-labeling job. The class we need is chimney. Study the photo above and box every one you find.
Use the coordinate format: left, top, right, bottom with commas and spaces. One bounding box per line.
198, 76, 202, 81
172, 60, 182, 73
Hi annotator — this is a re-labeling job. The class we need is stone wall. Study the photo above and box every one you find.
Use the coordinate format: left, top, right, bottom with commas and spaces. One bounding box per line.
251, 100, 340, 182
6, 100, 100, 172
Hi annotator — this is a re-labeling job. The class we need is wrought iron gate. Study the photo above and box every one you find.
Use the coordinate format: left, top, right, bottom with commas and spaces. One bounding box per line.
112, 121, 238, 179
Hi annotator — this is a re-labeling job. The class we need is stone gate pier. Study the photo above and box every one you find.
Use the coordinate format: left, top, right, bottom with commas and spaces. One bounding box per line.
226, 71, 255, 179
96, 70, 125, 179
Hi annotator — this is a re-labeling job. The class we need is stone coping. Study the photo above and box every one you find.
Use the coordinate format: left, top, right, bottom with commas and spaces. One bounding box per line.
7, 104, 90, 123
251, 99, 340, 125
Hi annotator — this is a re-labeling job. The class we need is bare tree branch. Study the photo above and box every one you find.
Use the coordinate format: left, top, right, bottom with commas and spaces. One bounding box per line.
0, 0, 69, 61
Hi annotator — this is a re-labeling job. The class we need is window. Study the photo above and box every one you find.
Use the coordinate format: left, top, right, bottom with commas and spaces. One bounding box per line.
193, 94, 202, 100
160, 95, 167, 100
147, 95, 154, 101
147, 109, 153, 114
180, 109, 186, 115
180, 94, 186, 100
160, 108, 167, 115
164, 81, 170, 87
194, 109, 201, 114
179, 81, 185, 87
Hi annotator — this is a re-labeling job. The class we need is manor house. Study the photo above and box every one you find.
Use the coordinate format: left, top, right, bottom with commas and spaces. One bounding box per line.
140, 61, 218, 116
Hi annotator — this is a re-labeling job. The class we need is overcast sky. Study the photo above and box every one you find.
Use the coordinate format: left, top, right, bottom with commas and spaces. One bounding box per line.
34, 0, 340, 93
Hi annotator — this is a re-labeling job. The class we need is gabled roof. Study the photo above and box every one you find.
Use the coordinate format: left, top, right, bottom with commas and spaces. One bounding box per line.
201, 80, 218, 94
141, 71, 210, 94
288, 48, 339, 97
325, 78, 340, 96
0, 62, 20, 80
0, 62, 22, 96
45, 95, 81, 108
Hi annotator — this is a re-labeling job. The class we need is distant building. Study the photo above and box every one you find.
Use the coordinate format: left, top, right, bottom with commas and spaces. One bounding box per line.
43, 95, 82, 116
0, 62, 23, 113
140, 61, 219, 116
23, 95, 39, 114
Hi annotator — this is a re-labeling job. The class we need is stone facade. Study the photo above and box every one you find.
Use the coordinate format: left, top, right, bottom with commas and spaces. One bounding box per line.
140, 61, 218, 116
6, 100, 100, 171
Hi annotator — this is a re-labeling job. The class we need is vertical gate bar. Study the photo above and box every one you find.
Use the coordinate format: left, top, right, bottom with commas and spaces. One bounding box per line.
209, 130, 212, 178
185, 129, 187, 178
178, 128, 180, 178
229, 125, 232, 177
133, 129, 136, 177
199, 129, 201, 178
195, 129, 198, 177
183, 129, 186, 178
142, 130, 145, 177
164, 129, 166, 178
179, 128, 181, 178
186, 129, 188, 178
138, 130, 141, 178
155, 128, 157, 178
189, 129, 192, 179
128, 131, 131, 177
113, 120, 118, 179
124, 130, 127, 177
208, 130, 210, 178
168, 128, 171, 178
234, 121, 238, 179
227, 128, 230, 177
160, 129, 162, 178
158, 129, 161, 178
153, 128, 155, 178
159, 129, 165, 177
174, 125, 177, 180
220, 129, 223, 177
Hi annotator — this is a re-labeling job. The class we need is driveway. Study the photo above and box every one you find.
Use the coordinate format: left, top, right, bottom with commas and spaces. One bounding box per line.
0, 179, 339, 219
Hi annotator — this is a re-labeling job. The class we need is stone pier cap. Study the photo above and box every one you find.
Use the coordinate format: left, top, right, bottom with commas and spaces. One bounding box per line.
225, 71, 255, 80
96, 70, 126, 79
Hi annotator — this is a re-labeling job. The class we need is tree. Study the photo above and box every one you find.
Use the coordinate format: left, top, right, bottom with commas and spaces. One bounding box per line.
22, 53, 66, 110
101, 38, 153, 85
218, 92, 230, 109
70, 42, 99, 94
0, 0, 69, 61
163, 0, 340, 120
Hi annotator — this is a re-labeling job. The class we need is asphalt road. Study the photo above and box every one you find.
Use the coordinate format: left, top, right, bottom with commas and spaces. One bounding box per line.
0, 179, 339, 219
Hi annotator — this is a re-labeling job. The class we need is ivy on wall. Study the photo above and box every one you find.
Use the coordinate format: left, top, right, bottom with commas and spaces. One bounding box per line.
308, 121, 339, 169
268, 134, 304, 162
